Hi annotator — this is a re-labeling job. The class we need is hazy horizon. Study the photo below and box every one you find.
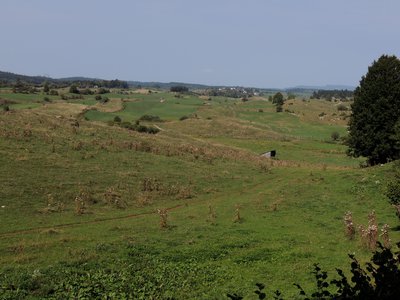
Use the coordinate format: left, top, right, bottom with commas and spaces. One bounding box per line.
1, 0, 399, 89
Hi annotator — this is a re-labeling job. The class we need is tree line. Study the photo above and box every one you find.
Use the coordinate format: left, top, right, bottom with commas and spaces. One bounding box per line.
0, 71, 128, 89
310, 89, 354, 101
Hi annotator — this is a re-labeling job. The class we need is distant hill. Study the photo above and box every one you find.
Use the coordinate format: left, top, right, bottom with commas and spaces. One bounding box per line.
287, 85, 356, 91
0, 71, 52, 85
128, 81, 214, 90
0, 69, 355, 92
0, 71, 103, 85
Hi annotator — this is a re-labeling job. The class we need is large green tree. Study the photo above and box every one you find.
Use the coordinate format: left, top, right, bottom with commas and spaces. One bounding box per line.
347, 55, 400, 165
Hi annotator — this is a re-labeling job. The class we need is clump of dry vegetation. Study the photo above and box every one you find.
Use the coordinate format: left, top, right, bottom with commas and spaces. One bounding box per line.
234, 204, 242, 223
208, 204, 217, 225
380, 224, 391, 249
157, 208, 169, 229
343, 211, 355, 240
42, 193, 64, 213
104, 187, 125, 208
345, 210, 391, 251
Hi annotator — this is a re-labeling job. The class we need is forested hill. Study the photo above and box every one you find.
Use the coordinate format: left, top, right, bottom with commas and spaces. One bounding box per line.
0, 71, 101, 85
0, 71, 51, 85
0, 71, 128, 89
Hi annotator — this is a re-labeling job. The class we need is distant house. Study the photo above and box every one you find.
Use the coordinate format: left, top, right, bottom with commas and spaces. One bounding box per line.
260, 150, 276, 158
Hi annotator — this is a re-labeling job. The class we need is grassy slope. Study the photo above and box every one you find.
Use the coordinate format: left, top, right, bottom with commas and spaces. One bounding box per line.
0, 90, 398, 298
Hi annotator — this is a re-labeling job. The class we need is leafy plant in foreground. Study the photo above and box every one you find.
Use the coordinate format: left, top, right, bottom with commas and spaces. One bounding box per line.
228, 242, 400, 299
386, 168, 400, 219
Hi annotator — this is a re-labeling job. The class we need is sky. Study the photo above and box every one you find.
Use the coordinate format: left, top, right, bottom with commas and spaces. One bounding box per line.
1, 0, 399, 89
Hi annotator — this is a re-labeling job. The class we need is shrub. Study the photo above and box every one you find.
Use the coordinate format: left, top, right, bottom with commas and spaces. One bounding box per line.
80, 88, 93, 95
337, 103, 348, 111
113, 116, 122, 123
138, 115, 162, 122
146, 127, 160, 134
386, 180, 400, 206
97, 88, 109, 94
179, 115, 189, 121
137, 125, 149, 133
386, 179, 400, 218
69, 85, 79, 94
331, 131, 340, 141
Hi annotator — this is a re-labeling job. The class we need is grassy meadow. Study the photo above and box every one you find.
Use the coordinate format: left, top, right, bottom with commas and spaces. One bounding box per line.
0, 89, 398, 299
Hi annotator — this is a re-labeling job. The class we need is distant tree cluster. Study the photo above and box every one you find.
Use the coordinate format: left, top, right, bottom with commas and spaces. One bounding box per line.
0, 70, 129, 91
206, 87, 257, 99
170, 86, 189, 93
310, 89, 353, 101
12, 79, 38, 94
67, 79, 128, 90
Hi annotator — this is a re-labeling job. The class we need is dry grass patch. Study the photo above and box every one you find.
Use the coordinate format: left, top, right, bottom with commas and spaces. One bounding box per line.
91, 98, 124, 113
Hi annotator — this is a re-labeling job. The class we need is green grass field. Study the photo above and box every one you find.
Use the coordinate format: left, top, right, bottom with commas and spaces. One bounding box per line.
0, 89, 398, 299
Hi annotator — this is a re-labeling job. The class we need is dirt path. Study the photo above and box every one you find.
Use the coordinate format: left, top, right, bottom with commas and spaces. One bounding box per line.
0, 204, 183, 238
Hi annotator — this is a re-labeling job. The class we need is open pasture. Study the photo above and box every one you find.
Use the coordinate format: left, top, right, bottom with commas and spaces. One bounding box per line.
0, 89, 398, 299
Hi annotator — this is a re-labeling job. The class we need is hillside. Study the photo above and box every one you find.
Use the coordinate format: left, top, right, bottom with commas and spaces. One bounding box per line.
0, 87, 397, 299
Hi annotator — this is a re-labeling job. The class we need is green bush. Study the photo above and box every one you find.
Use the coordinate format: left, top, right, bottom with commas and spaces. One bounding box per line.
386, 180, 400, 206
138, 115, 162, 122
337, 104, 348, 111
331, 131, 340, 141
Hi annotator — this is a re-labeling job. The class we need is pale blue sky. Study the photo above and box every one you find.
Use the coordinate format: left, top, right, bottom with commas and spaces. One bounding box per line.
1, 0, 399, 88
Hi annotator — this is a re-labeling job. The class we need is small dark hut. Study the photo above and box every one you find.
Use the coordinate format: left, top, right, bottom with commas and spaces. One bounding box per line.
260, 150, 276, 158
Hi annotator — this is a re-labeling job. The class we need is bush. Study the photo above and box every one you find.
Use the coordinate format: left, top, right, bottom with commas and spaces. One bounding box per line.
146, 127, 160, 134
331, 131, 340, 141
179, 115, 189, 121
337, 104, 348, 111
80, 88, 93, 95
69, 85, 79, 94
113, 116, 122, 123
138, 115, 162, 122
386, 180, 400, 205
97, 88, 109, 94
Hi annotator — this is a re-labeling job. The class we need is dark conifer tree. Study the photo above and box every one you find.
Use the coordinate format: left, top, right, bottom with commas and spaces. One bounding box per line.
347, 55, 400, 165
